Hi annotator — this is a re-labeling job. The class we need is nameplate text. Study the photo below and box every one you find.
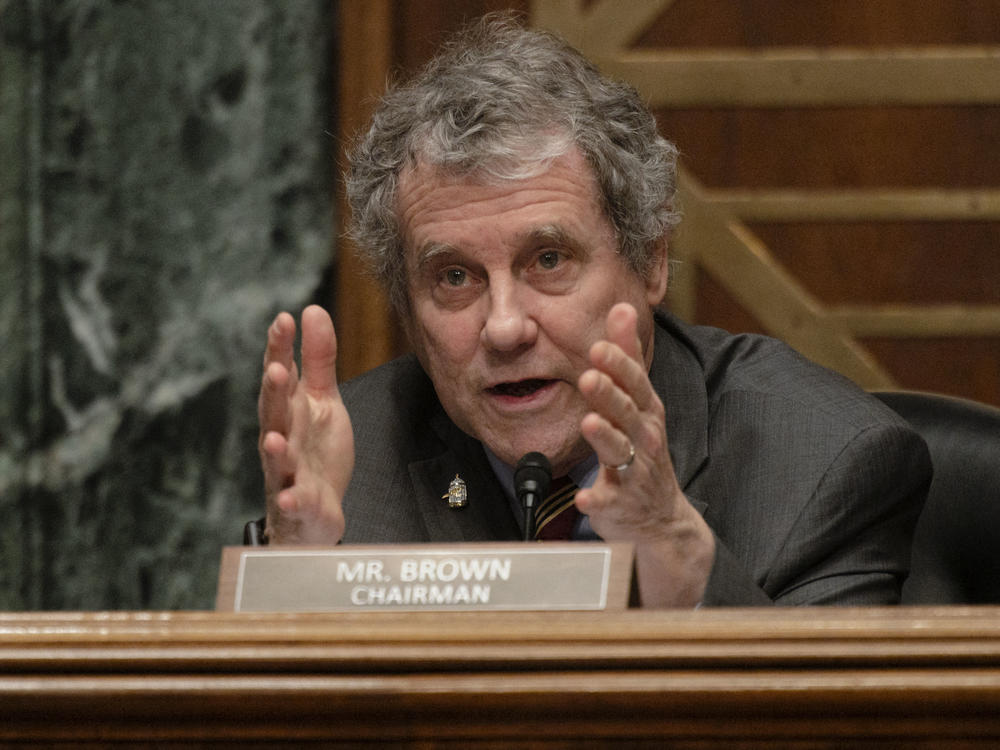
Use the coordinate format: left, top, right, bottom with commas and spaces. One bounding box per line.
216, 543, 633, 612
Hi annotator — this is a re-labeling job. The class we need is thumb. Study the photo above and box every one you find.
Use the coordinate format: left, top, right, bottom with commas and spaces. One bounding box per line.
300, 305, 339, 395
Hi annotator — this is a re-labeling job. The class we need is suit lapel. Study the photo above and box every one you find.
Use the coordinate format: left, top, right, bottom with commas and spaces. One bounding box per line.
650, 313, 710, 506
407, 407, 521, 542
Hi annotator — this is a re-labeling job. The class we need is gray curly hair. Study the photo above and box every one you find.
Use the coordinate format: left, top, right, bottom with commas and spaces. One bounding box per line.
345, 13, 681, 314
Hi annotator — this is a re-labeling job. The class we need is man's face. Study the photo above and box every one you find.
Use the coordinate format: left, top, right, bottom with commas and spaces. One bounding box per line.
398, 148, 667, 476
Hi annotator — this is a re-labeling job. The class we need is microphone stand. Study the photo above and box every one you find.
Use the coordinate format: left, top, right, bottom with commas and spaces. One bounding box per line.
515, 452, 551, 542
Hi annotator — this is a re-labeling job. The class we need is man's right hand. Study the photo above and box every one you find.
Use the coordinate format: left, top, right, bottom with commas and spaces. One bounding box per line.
257, 305, 354, 544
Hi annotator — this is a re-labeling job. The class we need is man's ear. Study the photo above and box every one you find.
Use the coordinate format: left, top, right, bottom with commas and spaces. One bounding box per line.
644, 236, 671, 305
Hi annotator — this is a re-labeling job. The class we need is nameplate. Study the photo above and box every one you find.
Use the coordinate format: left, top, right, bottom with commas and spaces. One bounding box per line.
216, 543, 634, 612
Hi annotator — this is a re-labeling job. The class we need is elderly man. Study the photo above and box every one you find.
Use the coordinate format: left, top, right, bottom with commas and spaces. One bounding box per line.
255, 15, 929, 607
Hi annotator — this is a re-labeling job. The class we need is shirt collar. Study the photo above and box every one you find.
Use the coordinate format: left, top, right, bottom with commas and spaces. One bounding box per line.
484, 446, 599, 501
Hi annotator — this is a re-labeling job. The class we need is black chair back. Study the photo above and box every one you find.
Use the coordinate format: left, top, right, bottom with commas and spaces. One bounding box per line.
873, 391, 1000, 604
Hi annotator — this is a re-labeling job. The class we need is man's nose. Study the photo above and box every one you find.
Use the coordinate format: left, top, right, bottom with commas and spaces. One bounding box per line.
481, 282, 537, 352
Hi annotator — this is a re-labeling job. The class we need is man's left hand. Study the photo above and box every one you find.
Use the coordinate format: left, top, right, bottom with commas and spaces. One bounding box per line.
576, 302, 715, 607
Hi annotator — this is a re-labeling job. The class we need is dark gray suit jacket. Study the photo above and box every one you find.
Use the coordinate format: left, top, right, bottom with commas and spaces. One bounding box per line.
339, 312, 930, 606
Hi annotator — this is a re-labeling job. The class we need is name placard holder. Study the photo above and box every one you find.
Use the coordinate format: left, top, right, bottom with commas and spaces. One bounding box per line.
216, 542, 634, 612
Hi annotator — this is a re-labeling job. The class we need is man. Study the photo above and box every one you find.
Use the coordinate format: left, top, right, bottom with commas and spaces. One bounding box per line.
256, 15, 930, 607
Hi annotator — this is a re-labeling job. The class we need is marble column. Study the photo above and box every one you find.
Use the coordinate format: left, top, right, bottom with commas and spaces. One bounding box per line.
0, 0, 334, 609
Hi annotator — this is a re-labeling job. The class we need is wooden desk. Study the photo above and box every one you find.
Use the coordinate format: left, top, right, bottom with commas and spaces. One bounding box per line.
2, 607, 1000, 747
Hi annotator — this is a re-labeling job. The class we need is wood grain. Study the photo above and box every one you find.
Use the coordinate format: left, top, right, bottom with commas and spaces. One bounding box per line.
3, 608, 1000, 745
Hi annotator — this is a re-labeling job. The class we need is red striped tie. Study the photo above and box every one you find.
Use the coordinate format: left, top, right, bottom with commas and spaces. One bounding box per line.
534, 477, 579, 540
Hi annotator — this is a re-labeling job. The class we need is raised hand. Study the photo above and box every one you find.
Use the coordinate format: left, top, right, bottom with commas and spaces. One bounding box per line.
257, 305, 354, 544
576, 302, 714, 606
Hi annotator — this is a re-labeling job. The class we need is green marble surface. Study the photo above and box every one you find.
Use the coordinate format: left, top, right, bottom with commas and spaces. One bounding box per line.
0, 0, 333, 610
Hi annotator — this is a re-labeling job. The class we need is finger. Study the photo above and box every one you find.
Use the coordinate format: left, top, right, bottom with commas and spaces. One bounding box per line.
258, 360, 294, 439
259, 312, 298, 437
605, 302, 643, 363
300, 305, 339, 396
260, 429, 294, 496
580, 410, 635, 474
275, 485, 302, 515
591, 302, 659, 414
273, 478, 347, 543
587, 337, 658, 415
578, 366, 641, 436
264, 312, 297, 371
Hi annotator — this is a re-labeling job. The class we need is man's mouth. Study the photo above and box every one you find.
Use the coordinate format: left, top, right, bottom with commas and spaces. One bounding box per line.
487, 378, 553, 398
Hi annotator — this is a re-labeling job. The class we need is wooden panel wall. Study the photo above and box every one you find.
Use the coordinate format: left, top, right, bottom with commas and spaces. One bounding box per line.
335, 0, 999, 407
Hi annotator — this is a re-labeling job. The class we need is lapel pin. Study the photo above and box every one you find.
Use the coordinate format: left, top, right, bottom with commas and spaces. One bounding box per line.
442, 474, 468, 508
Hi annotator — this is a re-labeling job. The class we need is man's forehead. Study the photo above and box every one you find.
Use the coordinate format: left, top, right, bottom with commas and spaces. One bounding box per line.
397, 151, 604, 240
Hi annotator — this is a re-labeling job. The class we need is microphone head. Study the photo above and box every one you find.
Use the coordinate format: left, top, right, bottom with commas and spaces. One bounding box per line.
514, 451, 552, 500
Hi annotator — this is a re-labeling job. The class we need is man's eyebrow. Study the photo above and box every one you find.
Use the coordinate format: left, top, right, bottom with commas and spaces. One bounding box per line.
412, 224, 585, 270
523, 224, 571, 245
413, 241, 459, 270
522, 223, 588, 255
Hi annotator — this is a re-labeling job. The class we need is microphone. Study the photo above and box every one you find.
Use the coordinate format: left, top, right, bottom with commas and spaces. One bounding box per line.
515, 452, 551, 541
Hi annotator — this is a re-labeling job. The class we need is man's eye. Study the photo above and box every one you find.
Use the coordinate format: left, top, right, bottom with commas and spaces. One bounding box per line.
538, 251, 560, 269
444, 268, 467, 286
